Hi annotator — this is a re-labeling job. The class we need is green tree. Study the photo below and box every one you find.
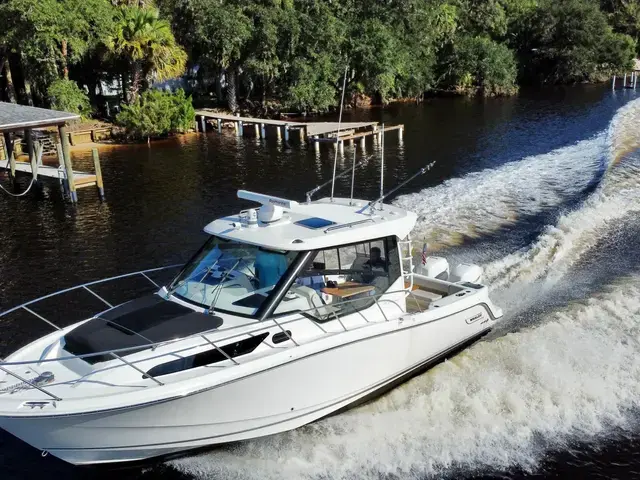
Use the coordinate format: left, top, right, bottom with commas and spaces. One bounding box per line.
48, 78, 92, 117
444, 35, 518, 95
107, 6, 187, 102
116, 88, 195, 140
0, 0, 116, 104
518, 0, 635, 83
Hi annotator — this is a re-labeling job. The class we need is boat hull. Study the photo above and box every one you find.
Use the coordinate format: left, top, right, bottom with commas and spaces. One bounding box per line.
0, 307, 495, 465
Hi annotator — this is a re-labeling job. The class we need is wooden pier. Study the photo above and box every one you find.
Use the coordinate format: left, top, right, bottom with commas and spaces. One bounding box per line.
0, 102, 105, 202
194, 109, 403, 148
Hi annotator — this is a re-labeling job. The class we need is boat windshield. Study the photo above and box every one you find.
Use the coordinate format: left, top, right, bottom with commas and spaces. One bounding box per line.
168, 236, 298, 317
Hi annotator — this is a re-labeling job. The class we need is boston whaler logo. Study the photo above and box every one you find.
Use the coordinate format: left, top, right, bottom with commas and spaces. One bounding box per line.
0, 371, 55, 395
465, 313, 484, 325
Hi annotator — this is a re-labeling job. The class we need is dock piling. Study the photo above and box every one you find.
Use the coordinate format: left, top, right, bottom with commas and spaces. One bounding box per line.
92, 148, 105, 200
399, 126, 404, 142
612, 75, 616, 90
284, 124, 290, 142
277, 126, 282, 141
25, 130, 38, 185
217, 119, 222, 133
58, 125, 77, 203
254, 124, 260, 137
3, 132, 15, 180
199, 115, 206, 133
261, 123, 265, 138
55, 142, 67, 195
238, 120, 244, 136
359, 137, 365, 152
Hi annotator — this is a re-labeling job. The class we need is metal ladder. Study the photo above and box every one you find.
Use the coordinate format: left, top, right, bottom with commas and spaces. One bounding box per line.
398, 235, 414, 294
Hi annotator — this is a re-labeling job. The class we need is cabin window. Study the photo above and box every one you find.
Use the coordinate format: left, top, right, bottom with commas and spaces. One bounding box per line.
144, 333, 269, 378
167, 236, 299, 317
273, 236, 401, 320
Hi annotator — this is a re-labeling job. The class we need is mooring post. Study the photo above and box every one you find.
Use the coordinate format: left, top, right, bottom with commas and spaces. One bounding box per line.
284, 124, 290, 142
92, 148, 105, 200
55, 141, 67, 195
254, 124, 260, 137
25, 129, 38, 186
338, 139, 344, 155
199, 115, 206, 133
299, 128, 305, 142
238, 121, 244, 136
260, 123, 266, 138
277, 126, 282, 141
359, 136, 365, 152
635, 73, 638, 89
399, 126, 404, 142
1, 133, 7, 162
624, 72, 628, 88
3, 132, 15, 180
58, 125, 77, 203
217, 119, 222, 133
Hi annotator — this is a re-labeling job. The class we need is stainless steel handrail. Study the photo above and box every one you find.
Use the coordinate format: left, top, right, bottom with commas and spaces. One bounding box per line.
0, 272, 482, 400
0, 289, 412, 369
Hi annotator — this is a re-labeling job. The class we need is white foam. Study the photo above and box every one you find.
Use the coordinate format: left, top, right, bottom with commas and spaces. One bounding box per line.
171, 276, 640, 479
484, 98, 640, 291
394, 98, 640, 248
394, 133, 608, 247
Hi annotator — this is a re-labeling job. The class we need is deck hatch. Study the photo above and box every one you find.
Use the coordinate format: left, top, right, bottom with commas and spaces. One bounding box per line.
294, 217, 336, 230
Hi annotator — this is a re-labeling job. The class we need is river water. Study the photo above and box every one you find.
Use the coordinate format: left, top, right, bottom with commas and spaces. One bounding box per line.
2, 85, 640, 479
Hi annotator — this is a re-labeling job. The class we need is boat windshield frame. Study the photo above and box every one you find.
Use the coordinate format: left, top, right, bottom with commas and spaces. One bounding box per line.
167, 236, 303, 318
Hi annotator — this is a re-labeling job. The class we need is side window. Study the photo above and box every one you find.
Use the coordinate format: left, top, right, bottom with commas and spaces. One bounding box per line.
273, 237, 401, 321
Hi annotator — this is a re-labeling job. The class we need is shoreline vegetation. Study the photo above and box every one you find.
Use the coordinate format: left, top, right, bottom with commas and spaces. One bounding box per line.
1, 1, 639, 141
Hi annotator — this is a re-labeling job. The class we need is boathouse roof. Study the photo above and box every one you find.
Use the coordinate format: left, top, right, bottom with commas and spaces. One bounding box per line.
0, 102, 79, 133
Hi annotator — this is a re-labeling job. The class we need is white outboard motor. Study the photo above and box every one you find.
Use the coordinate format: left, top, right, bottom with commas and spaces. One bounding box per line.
420, 256, 450, 281
449, 263, 483, 284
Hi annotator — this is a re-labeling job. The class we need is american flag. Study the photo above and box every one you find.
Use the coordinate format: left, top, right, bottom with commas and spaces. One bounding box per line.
421, 242, 428, 265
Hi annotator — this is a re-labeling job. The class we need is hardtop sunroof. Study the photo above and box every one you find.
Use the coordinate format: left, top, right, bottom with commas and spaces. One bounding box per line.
294, 217, 336, 230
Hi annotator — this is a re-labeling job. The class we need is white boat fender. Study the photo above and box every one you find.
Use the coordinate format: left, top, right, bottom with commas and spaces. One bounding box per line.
449, 263, 483, 283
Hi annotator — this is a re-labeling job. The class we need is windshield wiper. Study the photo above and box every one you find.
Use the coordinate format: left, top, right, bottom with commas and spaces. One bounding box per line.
166, 254, 224, 298
208, 258, 241, 315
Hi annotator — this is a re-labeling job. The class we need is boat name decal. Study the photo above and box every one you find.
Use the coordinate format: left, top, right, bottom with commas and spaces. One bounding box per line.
0, 371, 55, 395
465, 313, 483, 324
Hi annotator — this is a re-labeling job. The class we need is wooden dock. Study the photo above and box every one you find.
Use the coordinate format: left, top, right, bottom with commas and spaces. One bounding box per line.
194, 110, 403, 147
0, 159, 98, 188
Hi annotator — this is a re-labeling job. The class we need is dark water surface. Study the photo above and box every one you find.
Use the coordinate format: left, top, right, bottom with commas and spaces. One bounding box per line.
2, 84, 640, 479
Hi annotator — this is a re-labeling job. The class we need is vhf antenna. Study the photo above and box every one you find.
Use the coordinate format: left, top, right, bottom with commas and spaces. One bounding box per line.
306, 159, 365, 204
330, 65, 349, 202
358, 162, 436, 214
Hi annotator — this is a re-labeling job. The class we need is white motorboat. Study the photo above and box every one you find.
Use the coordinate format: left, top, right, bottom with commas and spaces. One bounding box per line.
0, 187, 503, 465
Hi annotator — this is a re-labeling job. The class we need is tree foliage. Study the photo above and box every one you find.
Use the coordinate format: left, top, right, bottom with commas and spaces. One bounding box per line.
0, 0, 637, 115
116, 88, 195, 139
106, 6, 187, 102
48, 79, 92, 117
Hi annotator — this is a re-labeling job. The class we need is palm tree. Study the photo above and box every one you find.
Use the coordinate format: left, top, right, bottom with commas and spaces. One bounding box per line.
107, 6, 187, 102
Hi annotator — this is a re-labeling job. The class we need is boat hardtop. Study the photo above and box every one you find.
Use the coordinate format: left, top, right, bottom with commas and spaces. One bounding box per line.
207, 190, 417, 251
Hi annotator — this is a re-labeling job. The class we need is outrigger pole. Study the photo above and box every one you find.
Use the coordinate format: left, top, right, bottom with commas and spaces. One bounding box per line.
358, 161, 437, 214
306, 159, 365, 204
330, 65, 349, 202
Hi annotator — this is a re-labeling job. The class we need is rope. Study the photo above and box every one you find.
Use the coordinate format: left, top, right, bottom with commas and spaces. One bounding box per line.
0, 177, 36, 197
